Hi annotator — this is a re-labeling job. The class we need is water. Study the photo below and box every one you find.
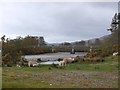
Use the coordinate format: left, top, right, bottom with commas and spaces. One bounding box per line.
25, 52, 86, 60
40, 61, 60, 65
25, 52, 86, 65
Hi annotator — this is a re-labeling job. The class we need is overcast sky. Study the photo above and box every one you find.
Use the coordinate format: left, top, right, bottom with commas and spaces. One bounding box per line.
0, 2, 118, 43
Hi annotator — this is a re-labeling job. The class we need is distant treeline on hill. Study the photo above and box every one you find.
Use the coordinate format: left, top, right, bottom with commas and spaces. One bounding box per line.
1, 35, 105, 55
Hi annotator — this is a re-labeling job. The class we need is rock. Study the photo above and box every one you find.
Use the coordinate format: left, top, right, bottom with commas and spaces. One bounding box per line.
50, 84, 52, 86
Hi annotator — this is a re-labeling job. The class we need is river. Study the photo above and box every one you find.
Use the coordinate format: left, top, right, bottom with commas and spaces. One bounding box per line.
25, 52, 86, 61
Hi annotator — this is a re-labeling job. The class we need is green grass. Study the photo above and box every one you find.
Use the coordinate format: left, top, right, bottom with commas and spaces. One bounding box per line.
66, 55, 118, 72
2, 55, 119, 88
66, 62, 118, 72
3, 79, 61, 88
0, 68, 2, 89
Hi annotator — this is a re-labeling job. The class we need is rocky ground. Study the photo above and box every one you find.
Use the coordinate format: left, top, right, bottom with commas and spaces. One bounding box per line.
2, 68, 118, 88
29, 70, 118, 88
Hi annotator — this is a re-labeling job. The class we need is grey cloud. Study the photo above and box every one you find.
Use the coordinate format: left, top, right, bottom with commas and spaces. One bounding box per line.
87, 2, 118, 11
1, 2, 117, 43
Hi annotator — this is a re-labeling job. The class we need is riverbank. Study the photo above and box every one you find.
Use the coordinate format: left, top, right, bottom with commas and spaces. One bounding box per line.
2, 55, 119, 88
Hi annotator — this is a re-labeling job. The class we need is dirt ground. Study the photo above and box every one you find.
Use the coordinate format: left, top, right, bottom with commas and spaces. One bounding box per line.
28, 70, 118, 88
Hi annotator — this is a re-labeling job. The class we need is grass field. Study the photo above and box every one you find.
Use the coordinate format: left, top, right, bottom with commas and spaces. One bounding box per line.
2, 56, 119, 88
0, 68, 2, 89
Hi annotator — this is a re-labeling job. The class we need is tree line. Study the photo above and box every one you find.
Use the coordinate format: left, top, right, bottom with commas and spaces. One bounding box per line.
1, 35, 51, 66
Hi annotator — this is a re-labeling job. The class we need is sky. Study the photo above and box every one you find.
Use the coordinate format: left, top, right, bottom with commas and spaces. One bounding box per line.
0, 1, 118, 43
